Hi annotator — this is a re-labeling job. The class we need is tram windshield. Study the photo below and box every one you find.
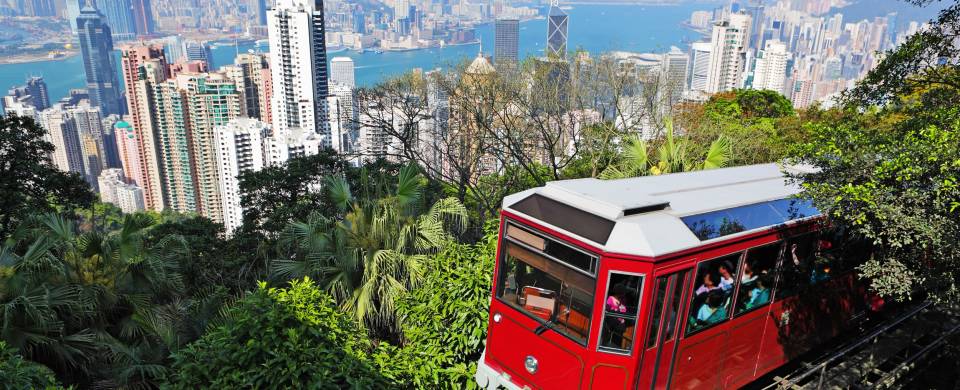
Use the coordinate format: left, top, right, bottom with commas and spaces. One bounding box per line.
496, 223, 597, 345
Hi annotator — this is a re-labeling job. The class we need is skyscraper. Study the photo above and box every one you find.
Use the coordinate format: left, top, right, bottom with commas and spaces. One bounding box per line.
327, 83, 357, 154
184, 40, 215, 69
77, 5, 124, 116
3, 76, 50, 115
24, 77, 50, 111
214, 118, 267, 234
268, 0, 330, 140
94, 0, 137, 41
120, 44, 168, 211
153, 71, 243, 222
752, 39, 788, 93
131, 0, 154, 35
687, 41, 712, 92
250, 0, 268, 25
706, 13, 752, 93
223, 53, 271, 121
330, 57, 355, 89
495, 19, 519, 65
40, 106, 84, 175
661, 46, 689, 103
546, 4, 568, 59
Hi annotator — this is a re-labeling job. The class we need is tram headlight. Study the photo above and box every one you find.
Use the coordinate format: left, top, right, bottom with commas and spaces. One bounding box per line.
524, 355, 538, 374
493, 313, 502, 323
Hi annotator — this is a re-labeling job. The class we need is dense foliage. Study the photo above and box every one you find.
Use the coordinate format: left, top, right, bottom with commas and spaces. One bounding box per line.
0, 115, 94, 238
0, 341, 61, 389
375, 224, 498, 388
167, 278, 388, 388
4, 2, 960, 384
792, 1, 960, 302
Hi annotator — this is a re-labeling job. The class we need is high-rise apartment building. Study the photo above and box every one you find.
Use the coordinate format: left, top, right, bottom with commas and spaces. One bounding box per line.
214, 118, 267, 234
546, 4, 568, 59
77, 5, 124, 116
153, 71, 243, 222
120, 44, 168, 211
94, 0, 136, 41
40, 106, 84, 176
495, 18, 519, 65
223, 53, 271, 121
706, 13, 752, 93
752, 39, 789, 93
263, 126, 323, 166
98, 168, 146, 213
661, 46, 689, 103
327, 83, 357, 154
330, 57, 355, 89
688, 42, 712, 93
268, 0, 331, 141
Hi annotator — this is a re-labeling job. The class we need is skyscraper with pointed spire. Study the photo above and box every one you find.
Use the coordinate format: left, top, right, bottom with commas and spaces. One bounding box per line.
546, 2, 568, 59
77, 3, 124, 116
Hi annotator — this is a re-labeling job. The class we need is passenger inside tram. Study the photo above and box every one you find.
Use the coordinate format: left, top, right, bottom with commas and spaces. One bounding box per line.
695, 273, 719, 296
695, 291, 726, 325
745, 274, 772, 309
717, 261, 736, 291
741, 261, 758, 284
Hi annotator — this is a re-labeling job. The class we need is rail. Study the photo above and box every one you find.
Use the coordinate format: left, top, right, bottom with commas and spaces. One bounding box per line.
764, 301, 935, 390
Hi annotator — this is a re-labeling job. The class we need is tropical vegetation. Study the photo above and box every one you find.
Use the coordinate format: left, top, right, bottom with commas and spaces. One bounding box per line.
2, 1, 959, 386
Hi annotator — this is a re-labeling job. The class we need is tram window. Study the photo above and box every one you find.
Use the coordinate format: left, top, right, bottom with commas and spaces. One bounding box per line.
778, 234, 817, 297
734, 243, 782, 315
685, 253, 743, 335
496, 226, 597, 346
663, 271, 689, 341
599, 272, 644, 354
645, 277, 669, 349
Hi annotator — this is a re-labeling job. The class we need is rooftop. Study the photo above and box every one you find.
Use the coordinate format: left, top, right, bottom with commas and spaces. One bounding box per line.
502, 163, 820, 258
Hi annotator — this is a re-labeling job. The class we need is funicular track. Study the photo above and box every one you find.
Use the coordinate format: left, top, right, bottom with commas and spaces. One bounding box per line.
763, 301, 960, 390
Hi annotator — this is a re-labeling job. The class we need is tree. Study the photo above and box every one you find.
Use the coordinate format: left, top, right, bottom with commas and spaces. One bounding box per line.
271, 165, 467, 338
238, 151, 349, 235
373, 222, 498, 389
0, 341, 61, 389
0, 115, 94, 238
166, 278, 388, 389
675, 89, 798, 166
601, 118, 731, 179
792, 1, 960, 302
0, 213, 196, 388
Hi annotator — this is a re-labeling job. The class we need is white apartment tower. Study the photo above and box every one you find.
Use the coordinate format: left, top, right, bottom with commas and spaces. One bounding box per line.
327, 83, 358, 155
268, 0, 330, 142
752, 40, 789, 93
687, 41, 712, 93
214, 118, 267, 234
263, 127, 324, 166
330, 57, 356, 88
706, 13, 752, 93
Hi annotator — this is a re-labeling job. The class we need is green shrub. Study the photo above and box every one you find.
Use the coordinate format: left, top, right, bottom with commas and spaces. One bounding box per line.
0, 341, 61, 389
166, 278, 388, 389
375, 224, 498, 389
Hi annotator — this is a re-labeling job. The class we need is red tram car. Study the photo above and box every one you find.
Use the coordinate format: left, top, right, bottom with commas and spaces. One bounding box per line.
475, 164, 869, 390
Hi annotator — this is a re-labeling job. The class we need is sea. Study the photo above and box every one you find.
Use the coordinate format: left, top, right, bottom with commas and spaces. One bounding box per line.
0, 3, 711, 103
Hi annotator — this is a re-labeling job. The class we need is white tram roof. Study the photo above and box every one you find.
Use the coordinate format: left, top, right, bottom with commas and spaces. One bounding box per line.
502, 163, 821, 258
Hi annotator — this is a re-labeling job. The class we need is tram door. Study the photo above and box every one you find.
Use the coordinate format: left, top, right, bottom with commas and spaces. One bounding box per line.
638, 269, 691, 389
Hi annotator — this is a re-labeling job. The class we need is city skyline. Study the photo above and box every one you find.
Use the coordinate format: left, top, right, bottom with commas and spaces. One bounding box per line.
0, 0, 942, 229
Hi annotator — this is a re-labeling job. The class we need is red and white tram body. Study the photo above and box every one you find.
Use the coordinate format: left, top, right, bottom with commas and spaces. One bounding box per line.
475, 164, 868, 390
